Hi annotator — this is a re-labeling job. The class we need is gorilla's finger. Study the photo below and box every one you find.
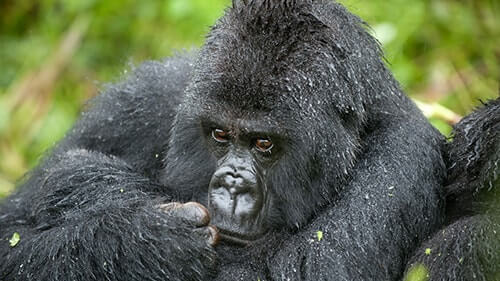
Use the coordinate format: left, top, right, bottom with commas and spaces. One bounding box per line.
194, 225, 220, 246
158, 202, 211, 227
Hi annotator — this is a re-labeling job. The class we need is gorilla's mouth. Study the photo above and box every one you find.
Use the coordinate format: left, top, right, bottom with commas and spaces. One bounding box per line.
218, 228, 264, 246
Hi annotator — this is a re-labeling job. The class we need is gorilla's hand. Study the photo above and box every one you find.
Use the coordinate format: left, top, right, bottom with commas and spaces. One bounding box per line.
158, 202, 220, 246
0, 150, 219, 281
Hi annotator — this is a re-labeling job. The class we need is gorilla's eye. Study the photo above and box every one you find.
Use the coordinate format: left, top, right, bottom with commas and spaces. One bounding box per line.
212, 128, 230, 143
255, 138, 273, 152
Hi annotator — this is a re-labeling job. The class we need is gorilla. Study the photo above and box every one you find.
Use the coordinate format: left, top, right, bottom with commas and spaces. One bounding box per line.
0, 0, 498, 280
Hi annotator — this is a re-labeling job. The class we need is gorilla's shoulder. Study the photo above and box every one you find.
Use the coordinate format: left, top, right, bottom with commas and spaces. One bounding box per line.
76, 52, 196, 123
98, 52, 196, 105
128, 53, 196, 100
57, 53, 197, 173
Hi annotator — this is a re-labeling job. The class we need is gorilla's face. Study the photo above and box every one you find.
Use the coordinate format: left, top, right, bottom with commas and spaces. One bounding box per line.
163, 100, 290, 245
162, 82, 354, 246
202, 116, 285, 244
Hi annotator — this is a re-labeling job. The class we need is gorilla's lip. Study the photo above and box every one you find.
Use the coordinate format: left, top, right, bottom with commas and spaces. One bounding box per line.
218, 228, 264, 246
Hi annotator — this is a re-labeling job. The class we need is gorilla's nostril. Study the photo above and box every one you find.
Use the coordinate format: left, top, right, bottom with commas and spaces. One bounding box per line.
223, 174, 243, 186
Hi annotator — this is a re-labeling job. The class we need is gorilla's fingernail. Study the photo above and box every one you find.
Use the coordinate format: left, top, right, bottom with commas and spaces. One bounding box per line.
158, 202, 182, 212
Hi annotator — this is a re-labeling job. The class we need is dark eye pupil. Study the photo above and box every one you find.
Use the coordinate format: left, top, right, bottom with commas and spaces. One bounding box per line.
212, 129, 229, 142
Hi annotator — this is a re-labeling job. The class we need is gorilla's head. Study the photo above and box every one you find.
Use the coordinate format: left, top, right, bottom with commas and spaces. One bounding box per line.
162, 0, 398, 245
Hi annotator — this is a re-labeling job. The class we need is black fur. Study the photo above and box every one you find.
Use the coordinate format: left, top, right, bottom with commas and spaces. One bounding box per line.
0, 1, 497, 280
405, 99, 500, 281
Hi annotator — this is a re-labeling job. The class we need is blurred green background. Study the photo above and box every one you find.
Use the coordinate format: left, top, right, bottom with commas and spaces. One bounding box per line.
0, 0, 499, 198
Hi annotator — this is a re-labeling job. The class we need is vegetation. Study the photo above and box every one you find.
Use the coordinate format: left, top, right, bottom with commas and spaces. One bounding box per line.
1, 0, 498, 197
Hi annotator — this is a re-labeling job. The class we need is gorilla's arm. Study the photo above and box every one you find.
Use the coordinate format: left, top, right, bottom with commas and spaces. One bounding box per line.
269, 106, 445, 280
405, 98, 500, 281
0, 150, 214, 281
0, 56, 216, 281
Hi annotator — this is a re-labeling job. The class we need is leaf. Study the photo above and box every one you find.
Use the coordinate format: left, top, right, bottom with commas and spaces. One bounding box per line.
425, 248, 432, 255
316, 230, 323, 242
9, 232, 20, 247
404, 263, 429, 281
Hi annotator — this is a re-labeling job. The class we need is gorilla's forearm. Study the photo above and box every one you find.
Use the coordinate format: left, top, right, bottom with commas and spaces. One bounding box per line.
405, 98, 500, 281
0, 149, 214, 281
405, 215, 500, 281
269, 117, 445, 280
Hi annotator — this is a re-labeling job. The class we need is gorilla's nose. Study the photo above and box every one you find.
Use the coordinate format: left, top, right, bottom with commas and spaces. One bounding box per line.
223, 174, 244, 188
222, 173, 252, 196
213, 166, 256, 193
209, 166, 261, 222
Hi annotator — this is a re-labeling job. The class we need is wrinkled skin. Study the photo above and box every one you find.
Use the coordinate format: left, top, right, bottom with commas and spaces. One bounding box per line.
0, 1, 498, 281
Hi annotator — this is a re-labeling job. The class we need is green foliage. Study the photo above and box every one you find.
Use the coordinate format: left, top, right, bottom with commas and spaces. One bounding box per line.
9, 232, 20, 247
317, 230, 323, 241
404, 263, 430, 281
0, 0, 499, 198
